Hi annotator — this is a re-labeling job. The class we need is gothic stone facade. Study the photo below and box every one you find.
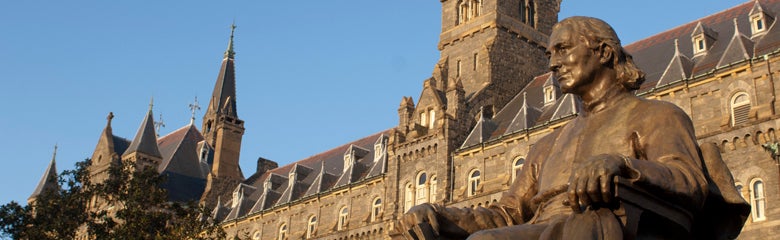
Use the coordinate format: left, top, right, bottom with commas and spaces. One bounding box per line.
28, 0, 780, 239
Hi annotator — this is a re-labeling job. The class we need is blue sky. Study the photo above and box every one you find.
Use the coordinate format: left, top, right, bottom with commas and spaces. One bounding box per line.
0, 1, 744, 205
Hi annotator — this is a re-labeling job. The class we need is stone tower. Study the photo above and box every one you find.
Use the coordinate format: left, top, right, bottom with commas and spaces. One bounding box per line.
200, 24, 246, 207
388, 0, 560, 219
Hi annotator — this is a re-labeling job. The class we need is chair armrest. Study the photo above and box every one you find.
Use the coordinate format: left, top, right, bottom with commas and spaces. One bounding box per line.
614, 177, 694, 235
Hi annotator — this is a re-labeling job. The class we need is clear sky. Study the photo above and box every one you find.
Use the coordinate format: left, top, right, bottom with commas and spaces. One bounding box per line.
0, 1, 745, 205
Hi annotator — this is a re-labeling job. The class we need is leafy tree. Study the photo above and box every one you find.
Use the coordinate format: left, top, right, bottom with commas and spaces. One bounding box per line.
0, 158, 225, 239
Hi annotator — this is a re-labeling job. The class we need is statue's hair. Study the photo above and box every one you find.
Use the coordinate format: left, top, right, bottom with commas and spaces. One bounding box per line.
554, 16, 645, 90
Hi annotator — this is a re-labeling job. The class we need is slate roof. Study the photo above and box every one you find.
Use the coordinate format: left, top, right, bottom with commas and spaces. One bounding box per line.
28, 153, 58, 202
626, 0, 780, 94
216, 131, 390, 220
123, 109, 161, 158
460, 0, 780, 149
156, 124, 210, 202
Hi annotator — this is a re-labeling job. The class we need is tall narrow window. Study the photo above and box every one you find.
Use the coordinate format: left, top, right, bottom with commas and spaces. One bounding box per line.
278, 223, 287, 240
527, 0, 535, 27
338, 206, 349, 230
512, 157, 525, 182
371, 198, 382, 222
404, 183, 414, 212
751, 179, 766, 221
457, 59, 462, 77
430, 176, 438, 202
416, 172, 428, 204
468, 170, 481, 197
519, 1, 527, 24
429, 110, 436, 129
473, 53, 479, 70
692, 35, 707, 55
307, 215, 317, 238
420, 112, 428, 127
731, 92, 751, 126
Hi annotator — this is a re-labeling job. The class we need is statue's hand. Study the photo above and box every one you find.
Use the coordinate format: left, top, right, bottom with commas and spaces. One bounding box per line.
396, 203, 440, 239
567, 154, 629, 213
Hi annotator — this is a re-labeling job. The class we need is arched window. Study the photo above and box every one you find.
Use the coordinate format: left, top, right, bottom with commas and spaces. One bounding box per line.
468, 169, 481, 197
278, 223, 287, 240
430, 175, 438, 203
750, 179, 766, 221
731, 92, 751, 126
338, 206, 349, 230
512, 157, 525, 182
252, 230, 262, 240
307, 215, 317, 238
416, 172, 429, 204
404, 183, 414, 212
371, 198, 382, 222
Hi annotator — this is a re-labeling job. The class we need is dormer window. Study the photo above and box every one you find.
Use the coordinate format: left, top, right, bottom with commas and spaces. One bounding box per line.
343, 154, 352, 173
232, 190, 240, 208
752, 14, 768, 36
692, 34, 707, 56
544, 86, 555, 104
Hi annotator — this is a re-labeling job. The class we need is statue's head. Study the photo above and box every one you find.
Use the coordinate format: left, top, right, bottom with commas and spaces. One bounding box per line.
549, 16, 645, 92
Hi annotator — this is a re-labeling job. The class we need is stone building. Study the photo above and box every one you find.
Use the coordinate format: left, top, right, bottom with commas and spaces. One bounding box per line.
28, 0, 780, 239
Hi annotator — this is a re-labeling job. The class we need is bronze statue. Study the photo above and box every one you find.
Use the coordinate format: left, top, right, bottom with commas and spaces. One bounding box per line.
394, 16, 749, 240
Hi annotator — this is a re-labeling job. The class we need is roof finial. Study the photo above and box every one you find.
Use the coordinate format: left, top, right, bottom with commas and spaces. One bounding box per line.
674, 39, 680, 55
52, 144, 58, 161
149, 97, 154, 112
189, 96, 201, 125
154, 113, 165, 137
107, 112, 114, 127
224, 22, 236, 59
733, 18, 740, 36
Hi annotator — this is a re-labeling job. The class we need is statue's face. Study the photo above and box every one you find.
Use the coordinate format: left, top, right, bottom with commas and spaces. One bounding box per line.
548, 25, 602, 95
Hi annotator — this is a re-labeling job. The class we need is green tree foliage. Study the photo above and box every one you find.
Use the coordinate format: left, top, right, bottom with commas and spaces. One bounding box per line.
0, 159, 225, 239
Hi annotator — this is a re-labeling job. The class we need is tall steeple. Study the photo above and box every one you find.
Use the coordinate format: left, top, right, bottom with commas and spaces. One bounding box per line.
200, 24, 246, 206
123, 99, 162, 169
28, 145, 60, 205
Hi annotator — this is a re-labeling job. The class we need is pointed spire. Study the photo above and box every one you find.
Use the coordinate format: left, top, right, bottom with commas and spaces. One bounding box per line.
204, 24, 239, 119
29, 145, 59, 203
224, 22, 236, 59
123, 102, 161, 158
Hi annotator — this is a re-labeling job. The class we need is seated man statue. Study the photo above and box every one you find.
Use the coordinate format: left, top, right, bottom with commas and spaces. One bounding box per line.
395, 16, 749, 240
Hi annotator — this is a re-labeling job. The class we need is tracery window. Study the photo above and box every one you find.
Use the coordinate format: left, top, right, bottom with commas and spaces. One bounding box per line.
731, 92, 751, 126
468, 169, 481, 197
457, 0, 482, 24
371, 198, 382, 222
512, 157, 525, 182
520, 0, 536, 27
338, 206, 349, 230
416, 172, 429, 204
307, 215, 317, 238
278, 223, 287, 240
750, 179, 766, 221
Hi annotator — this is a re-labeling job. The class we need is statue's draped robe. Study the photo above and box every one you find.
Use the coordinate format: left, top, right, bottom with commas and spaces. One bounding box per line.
435, 95, 717, 239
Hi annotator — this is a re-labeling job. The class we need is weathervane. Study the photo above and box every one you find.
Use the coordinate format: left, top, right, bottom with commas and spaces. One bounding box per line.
189, 96, 201, 125
154, 113, 165, 137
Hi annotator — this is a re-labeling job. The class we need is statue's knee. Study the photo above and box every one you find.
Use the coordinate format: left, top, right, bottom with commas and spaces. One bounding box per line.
466, 230, 495, 240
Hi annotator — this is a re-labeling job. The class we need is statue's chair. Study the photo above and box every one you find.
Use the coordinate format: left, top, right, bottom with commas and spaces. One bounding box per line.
394, 143, 749, 240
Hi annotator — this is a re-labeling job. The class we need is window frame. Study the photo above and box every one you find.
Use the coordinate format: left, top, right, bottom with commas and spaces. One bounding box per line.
750, 178, 767, 222
468, 169, 481, 197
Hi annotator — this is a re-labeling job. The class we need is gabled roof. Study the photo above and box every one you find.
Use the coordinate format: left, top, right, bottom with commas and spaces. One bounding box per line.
625, 0, 780, 94
461, 109, 499, 148
505, 93, 542, 133
225, 184, 256, 221
717, 19, 756, 68
657, 39, 695, 88
123, 109, 161, 158
136, 123, 210, 203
